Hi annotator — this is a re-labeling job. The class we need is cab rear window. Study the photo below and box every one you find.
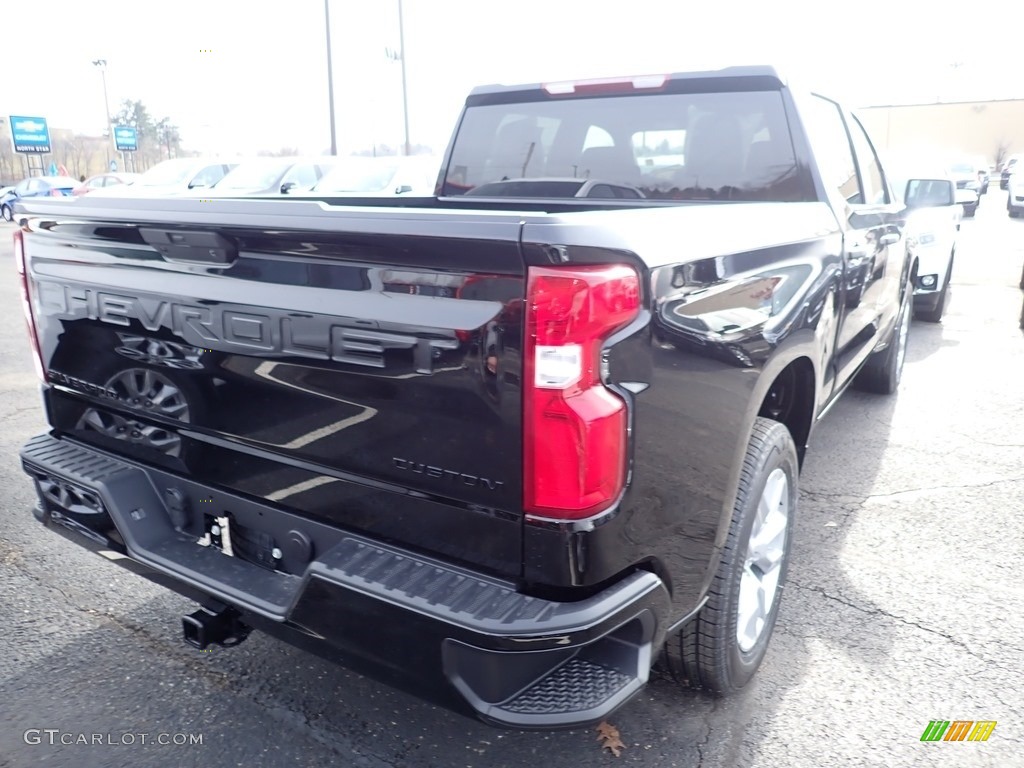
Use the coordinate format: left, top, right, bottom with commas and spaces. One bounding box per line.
442, 89, 814, 202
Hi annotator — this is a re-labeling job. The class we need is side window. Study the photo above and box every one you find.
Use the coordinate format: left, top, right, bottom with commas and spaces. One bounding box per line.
192, 165, 226, 188
285, 164, 318, 189
805, 95, 860, 204
847, 116, 887, 204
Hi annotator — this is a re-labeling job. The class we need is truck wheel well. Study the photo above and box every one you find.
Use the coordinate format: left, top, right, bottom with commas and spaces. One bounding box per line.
757, 358, 815, 466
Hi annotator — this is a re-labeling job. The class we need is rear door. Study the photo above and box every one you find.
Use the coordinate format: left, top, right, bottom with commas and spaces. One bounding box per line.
800, 95, 905, 393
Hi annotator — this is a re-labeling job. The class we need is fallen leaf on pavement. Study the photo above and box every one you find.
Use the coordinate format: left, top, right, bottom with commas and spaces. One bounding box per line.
596, 721, 625, 757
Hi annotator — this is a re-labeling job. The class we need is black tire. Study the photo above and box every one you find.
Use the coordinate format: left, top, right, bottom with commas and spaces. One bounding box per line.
661, 417, 798, 694
855, 280, 912, 394
915, 255, 953, 323
1019, 261, 1024, 291
1, 204, 11, 222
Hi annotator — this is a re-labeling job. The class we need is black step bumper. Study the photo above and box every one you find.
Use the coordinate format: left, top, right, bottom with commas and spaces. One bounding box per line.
21, 433, 672, 728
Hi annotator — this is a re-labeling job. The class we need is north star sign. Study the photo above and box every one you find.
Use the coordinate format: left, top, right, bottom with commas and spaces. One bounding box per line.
9, 115, 51, 153
114, 126, 138, 152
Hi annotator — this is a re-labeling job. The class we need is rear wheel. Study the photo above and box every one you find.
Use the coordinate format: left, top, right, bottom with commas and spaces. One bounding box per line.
1, 204, 12, 222
662, 417, 798, 694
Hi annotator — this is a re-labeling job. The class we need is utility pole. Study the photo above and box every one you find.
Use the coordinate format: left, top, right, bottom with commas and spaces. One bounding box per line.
398, 0, 411, 156
324, 0, 338, 155
92, 58, 112, 169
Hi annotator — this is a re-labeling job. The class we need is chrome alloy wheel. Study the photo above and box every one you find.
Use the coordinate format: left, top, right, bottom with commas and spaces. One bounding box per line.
736, 467, 789, 653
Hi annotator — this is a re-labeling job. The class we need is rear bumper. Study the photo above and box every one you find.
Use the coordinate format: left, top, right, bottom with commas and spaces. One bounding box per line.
21, 433, 672, 729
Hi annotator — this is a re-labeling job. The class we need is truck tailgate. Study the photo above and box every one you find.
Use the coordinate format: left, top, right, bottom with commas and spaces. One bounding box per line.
21, 200, 528, 578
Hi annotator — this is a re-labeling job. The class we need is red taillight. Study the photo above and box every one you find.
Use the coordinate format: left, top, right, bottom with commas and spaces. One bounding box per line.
13, 230, 46, 381
523, 264, 641, 520
543, 75, 667, 97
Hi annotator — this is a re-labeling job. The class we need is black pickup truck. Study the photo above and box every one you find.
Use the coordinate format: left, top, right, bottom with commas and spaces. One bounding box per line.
13, 66, 914, 729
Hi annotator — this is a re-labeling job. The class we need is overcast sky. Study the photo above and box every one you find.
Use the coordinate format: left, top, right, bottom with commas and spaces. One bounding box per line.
3, 0, 1021, 157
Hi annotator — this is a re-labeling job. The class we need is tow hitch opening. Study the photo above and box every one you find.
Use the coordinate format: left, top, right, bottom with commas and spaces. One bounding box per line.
182, 601, 251, 650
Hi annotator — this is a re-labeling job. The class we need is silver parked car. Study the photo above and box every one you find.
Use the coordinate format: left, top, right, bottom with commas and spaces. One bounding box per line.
199, 157, 337, 196
90, 158, 236, 197
310, 155, 441, 196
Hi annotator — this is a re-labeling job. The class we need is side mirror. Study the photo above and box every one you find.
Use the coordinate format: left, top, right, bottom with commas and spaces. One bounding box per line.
395, 185, 414, 194
280, 182, 297, 195
188, 181, 209, 190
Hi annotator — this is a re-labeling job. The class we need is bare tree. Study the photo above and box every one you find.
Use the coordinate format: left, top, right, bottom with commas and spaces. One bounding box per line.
51, 135, 76, 174
257, 147, 302, 157
0, 137, 17, 182
995, 140, 1013, 171
66, 136, 98, 179
155, 118, 182, 160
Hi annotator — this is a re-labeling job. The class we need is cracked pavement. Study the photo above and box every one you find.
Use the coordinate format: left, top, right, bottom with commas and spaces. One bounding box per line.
1, 190, 1022, 767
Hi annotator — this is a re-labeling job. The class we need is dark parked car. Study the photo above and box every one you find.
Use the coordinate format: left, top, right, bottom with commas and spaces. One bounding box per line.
1, 176, 81, 221
1001, 155, 1022, 190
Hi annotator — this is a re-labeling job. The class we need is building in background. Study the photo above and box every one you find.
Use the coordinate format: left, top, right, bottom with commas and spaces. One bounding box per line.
858, 99, 1024, 169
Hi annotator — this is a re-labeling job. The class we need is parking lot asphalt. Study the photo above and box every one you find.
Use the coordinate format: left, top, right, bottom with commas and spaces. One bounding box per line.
0, 192, 1021, 768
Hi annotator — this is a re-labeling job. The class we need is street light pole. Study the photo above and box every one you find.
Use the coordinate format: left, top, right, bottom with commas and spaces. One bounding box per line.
324, 0, 338, 156
92, 59, 112, 169
397, 0, 411, 156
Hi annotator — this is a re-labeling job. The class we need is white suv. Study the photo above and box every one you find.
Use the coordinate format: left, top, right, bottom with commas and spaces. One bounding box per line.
1007, 168, 1024, 218
891, 170, 962, 322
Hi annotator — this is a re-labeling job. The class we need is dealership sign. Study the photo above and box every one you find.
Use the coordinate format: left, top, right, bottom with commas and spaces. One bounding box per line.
114, 125, 138, 152
9, 115, 51, 154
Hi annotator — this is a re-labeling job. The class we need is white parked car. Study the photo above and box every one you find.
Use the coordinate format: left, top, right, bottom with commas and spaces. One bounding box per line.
90, 158, 236, 197
891, 170, 962, 322
945, 159, 981, 217
1007, 168, 1024, 218
196, 156, 337, 197
310, 155, 440, 196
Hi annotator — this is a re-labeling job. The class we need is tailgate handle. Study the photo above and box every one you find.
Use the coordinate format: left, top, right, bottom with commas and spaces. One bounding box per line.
140, 228, 238, 265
